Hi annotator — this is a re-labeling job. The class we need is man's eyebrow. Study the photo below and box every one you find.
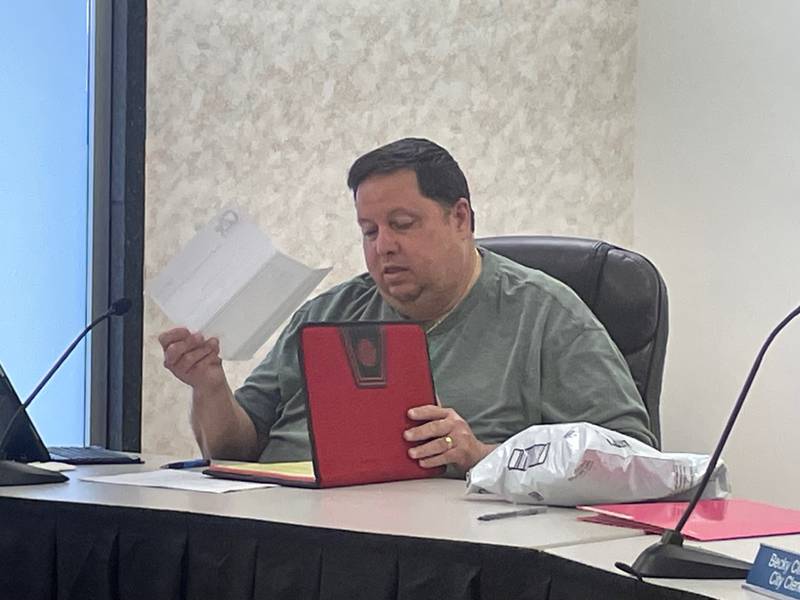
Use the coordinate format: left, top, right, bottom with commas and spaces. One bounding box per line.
387, 209, 418, 219
357, 209, 417, 224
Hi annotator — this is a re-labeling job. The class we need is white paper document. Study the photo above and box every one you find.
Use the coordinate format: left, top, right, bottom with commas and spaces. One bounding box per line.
147, 206, 331, 360
81, 469, 274, 493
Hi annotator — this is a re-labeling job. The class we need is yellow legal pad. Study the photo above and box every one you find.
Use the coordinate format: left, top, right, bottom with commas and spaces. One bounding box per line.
205, 461, 317, 485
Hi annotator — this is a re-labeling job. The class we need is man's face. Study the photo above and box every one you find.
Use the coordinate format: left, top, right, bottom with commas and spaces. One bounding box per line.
355, 169, 473, 320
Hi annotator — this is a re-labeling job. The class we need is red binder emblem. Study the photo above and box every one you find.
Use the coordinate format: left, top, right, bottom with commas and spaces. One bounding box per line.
340, 325, 386, 388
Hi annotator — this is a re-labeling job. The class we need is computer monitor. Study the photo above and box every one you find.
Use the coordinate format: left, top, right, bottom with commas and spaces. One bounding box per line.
0, 363, 50, 462
0, 361, 141, 465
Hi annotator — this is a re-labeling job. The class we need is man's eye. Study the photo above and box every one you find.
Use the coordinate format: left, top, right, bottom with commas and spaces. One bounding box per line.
392, 220, 414, 230
362, 229, 378, 239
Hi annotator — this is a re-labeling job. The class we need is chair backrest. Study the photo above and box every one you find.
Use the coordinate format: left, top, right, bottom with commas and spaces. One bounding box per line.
478, 235, 668, 446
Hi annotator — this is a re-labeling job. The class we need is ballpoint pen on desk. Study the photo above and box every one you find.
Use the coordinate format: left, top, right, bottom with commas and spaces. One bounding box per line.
477, 506, 548, 521
160, 458, 211, 470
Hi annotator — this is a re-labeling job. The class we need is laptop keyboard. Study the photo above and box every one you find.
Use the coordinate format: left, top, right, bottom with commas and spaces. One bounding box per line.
47, 445, 142, 465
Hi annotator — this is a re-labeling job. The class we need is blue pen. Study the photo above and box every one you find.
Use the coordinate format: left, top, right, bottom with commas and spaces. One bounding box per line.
161, 458, 211, 469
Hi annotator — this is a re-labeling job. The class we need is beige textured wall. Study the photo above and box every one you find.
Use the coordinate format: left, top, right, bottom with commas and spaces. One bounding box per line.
143, 0, 637, 456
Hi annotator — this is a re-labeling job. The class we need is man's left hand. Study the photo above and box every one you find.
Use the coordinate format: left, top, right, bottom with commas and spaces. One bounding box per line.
404, 405, 496, 472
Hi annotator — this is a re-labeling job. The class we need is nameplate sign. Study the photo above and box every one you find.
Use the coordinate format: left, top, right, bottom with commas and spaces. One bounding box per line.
743, 544, 800, 599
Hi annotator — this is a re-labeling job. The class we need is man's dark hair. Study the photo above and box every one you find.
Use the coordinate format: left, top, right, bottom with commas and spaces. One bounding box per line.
347, 138, 475, 231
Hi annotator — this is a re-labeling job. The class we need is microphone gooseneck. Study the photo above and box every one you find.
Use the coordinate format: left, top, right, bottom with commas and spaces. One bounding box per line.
0, 298, 132, 459
617, 303, 800, 580
673, 304, 800, 533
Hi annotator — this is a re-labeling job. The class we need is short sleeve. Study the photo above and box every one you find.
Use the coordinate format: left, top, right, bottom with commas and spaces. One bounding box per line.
234, 312, 304, 453
540, 326, 657, 447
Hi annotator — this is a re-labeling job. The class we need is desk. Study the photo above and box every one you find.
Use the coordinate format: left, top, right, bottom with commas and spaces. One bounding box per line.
550, 534, 800, 599
0, 457, 712, 600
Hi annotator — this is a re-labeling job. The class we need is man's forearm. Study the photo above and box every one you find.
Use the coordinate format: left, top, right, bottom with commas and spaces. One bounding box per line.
190, 383, 260, 460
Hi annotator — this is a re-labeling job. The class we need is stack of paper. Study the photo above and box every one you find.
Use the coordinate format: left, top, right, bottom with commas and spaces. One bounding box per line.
147, 206, 331, 360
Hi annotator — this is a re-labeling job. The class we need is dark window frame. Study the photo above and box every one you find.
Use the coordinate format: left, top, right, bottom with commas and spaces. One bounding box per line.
90, 0, 146, 451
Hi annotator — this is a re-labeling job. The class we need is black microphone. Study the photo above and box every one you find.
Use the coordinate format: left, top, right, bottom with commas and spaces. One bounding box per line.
0, 298, 132, 486
616, 303, 800, 580
109, 298, 132, 316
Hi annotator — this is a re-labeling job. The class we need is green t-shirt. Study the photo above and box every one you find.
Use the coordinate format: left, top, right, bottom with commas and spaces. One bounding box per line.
235, 249, 656, 462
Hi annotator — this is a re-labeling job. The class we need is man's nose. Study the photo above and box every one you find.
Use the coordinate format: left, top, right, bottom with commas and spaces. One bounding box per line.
375, 227, 399, 255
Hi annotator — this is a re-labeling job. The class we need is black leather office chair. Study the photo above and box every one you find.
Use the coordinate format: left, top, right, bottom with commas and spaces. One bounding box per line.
478, 235, 668, 447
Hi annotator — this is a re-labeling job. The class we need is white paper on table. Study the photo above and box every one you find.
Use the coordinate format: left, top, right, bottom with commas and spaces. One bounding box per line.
81, 469, 274, 493
147, 205, 331, 360
29, 461, 76, 472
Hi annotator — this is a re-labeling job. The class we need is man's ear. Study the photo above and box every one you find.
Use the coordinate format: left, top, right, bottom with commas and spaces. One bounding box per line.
451, 198, 473, 233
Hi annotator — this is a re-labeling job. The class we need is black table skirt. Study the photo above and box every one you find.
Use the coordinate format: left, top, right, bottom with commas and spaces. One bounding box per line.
0, 497, 711, 600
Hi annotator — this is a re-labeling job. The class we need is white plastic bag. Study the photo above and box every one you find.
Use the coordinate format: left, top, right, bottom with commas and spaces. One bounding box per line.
466, 422, 730, 506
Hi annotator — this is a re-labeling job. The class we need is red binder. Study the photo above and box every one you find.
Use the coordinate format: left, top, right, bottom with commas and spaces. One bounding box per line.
207, 322, 444, 487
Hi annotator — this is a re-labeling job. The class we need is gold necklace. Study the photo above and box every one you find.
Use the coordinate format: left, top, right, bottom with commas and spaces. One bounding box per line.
424, 310, 452, 334
424, 249, 482, 334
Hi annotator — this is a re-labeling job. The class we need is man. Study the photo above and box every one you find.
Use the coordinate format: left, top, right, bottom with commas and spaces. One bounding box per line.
159, 138, 655, 474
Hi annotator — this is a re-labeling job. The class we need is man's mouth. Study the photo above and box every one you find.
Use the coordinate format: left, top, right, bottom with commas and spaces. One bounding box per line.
383, 266, 408, 275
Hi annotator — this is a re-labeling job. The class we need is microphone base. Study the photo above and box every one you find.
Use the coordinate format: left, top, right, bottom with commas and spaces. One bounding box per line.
628, 529, 752, 579
0, 460, 68, 486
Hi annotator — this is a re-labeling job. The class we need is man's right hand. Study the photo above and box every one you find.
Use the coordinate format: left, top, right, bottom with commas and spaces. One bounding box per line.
158, 328, 226, 391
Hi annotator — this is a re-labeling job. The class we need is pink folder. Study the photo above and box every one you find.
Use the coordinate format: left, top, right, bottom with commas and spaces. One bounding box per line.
576, 499, 800, 541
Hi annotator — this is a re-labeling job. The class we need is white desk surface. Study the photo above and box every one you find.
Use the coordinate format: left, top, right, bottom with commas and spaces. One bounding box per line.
548, 533, 800, 599
0, 455, 645, 551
